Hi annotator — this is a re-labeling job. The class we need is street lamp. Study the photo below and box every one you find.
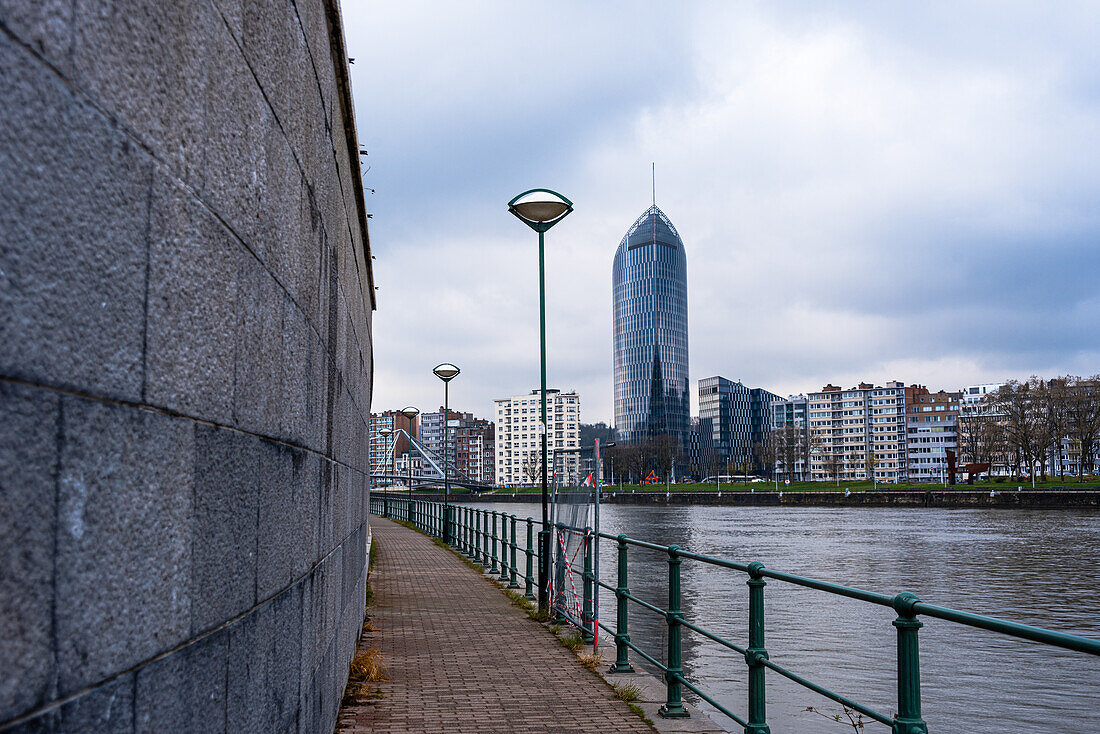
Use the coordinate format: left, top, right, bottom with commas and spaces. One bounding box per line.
508, 188, 573, 613
433, 363, 460, 543
378, 427, 393, 488
401, 406, 419, 521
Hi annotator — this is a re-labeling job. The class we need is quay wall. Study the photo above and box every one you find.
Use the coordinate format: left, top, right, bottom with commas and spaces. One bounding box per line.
386, 490, 1100, 510
0, 1, 374, 731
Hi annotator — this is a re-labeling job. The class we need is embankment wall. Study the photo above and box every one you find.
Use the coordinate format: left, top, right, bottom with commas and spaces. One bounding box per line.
0, 1, 373, 730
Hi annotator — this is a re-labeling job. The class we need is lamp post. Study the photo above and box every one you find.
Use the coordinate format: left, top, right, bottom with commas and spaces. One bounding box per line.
433, 363, 460, 543
508, 188, 573, 613
401, 406, 419, 519
378, 427, 393, 488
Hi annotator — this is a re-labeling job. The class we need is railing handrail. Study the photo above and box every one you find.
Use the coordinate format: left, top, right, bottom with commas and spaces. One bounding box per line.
370, 496, 1100, 734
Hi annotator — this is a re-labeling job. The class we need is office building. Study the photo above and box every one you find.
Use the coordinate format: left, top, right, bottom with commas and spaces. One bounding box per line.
494, 389, 581, 487
612, 205, 689, 448
698, 376, 780, 472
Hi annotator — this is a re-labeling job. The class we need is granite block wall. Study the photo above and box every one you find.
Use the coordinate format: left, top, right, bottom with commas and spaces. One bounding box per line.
0, 0, 374, 731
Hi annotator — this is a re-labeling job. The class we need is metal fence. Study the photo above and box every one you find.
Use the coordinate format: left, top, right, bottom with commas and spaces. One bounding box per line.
369, 494, 1100, 733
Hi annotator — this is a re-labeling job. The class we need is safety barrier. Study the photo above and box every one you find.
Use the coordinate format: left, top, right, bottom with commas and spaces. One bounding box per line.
370, 494, 1100, 733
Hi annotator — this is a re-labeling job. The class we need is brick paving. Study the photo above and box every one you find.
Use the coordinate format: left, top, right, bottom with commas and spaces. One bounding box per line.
337, 517, 653, 733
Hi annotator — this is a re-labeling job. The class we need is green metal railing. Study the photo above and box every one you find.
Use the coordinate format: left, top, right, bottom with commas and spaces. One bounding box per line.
370, 495, 1100, 733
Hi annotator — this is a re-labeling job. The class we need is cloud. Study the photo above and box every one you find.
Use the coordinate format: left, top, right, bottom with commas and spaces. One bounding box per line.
345, 1, 1100, 422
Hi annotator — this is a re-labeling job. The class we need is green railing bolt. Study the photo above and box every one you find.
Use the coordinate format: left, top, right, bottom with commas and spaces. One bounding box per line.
609, 535, 634, 673
659, 544, 689, 719
892, 593, 928, 734
508, 515, 520, 588
745, 561, 770, 734
582, 527, 594, 643
525, 518, 536, 600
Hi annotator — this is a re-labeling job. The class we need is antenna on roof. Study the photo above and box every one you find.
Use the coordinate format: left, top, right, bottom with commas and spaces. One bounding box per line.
651, 162, 656, 207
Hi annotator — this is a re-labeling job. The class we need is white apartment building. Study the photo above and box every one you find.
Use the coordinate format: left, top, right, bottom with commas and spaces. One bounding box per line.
808, 381, 908, 482
494, 389, 581, 487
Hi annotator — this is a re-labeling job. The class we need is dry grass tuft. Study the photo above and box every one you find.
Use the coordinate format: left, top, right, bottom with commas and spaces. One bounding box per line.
349, 648, 386, 683
577, 651, 602, 671
560, 630, 585, 652
613, 682, 642, 702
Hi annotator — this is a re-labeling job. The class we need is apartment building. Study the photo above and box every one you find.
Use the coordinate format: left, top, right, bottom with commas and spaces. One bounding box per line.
905, 387, 961, 482
456, 419, 495, 485
368, 410, 418, 474
494, 389, 581, 487
770, 395, 809, 481
808, 381, 907, 482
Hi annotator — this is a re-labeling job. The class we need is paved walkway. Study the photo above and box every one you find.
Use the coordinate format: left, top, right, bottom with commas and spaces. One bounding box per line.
337, 517, 652, 733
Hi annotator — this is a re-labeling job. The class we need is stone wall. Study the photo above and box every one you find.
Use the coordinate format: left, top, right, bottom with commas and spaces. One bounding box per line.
0, 1, 374, 731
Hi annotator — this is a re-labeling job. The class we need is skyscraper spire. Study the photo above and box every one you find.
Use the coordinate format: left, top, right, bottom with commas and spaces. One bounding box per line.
651, 162, 656, 207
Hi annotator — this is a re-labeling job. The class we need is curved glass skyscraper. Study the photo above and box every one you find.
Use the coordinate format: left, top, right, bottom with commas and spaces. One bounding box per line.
612, 205, 689, 448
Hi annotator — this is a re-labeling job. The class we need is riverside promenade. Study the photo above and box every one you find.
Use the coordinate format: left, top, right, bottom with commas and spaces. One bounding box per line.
337, 518, 653, 733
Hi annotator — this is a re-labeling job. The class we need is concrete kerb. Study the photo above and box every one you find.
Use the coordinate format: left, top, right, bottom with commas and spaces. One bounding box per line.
390, 518, 726, 734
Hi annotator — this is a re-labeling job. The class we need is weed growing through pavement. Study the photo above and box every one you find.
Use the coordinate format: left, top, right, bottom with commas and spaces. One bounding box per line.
349, 648, 387, 683
627, 703, 654, 726
612, 682, 641, 702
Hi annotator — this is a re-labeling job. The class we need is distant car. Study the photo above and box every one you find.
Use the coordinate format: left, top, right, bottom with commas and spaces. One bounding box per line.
749, 477, 766, 483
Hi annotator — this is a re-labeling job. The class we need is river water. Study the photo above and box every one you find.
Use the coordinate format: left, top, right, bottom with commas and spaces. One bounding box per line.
461, 501, 1100, 733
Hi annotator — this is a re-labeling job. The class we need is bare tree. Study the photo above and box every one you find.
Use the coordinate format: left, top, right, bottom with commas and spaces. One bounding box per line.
991, 379, 1052, 483
753, 434, 778, 478
521, 450, 542, 486
1065, 375, 1100, 480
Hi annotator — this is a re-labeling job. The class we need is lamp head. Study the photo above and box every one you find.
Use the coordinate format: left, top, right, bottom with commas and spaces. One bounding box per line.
433, 362, 460, 382
379, 427, 393, 436
401, 406, 420, 420
508, 189, 573, 232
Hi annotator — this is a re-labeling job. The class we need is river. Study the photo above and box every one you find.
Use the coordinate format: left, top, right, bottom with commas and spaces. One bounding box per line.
460, 502, 1100, 733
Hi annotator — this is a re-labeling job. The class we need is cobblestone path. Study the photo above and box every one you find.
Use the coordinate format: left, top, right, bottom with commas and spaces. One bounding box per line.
337, 517, 652, 733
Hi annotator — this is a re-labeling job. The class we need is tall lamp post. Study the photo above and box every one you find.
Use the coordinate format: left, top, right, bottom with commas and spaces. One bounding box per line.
378, 427, 393, 487
433, 363, 460, 543
401, 406, 419, 520
508, 188, 573, 613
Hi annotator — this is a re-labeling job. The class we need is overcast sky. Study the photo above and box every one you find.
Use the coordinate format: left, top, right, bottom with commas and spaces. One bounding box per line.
343, 1, 1100, 425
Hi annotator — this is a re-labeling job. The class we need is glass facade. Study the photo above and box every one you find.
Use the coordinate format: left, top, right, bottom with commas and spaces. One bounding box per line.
612, 205, 689, 448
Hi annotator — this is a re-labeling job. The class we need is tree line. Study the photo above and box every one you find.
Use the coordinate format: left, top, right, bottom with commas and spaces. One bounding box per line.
961, 375, 1100, 481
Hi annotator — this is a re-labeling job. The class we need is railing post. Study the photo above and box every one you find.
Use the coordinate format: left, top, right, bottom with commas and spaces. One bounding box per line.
469, 508, 475, 556
745, 562, 770, 734
508, 515, 520, 588
498, 513, 509, 582
485, 511, 495, 571
471, 509, 478, 560
525, 517, 536, 601
581, 527, 594, 643
475, 509, 484, 563
892, 593, 928, 734
491, 511, 502, 573
459, 507, 467, 551
552, 522, 567, 623
659, 544, 689, 719
609, 535, 634, 673
481, 510, 489, 566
